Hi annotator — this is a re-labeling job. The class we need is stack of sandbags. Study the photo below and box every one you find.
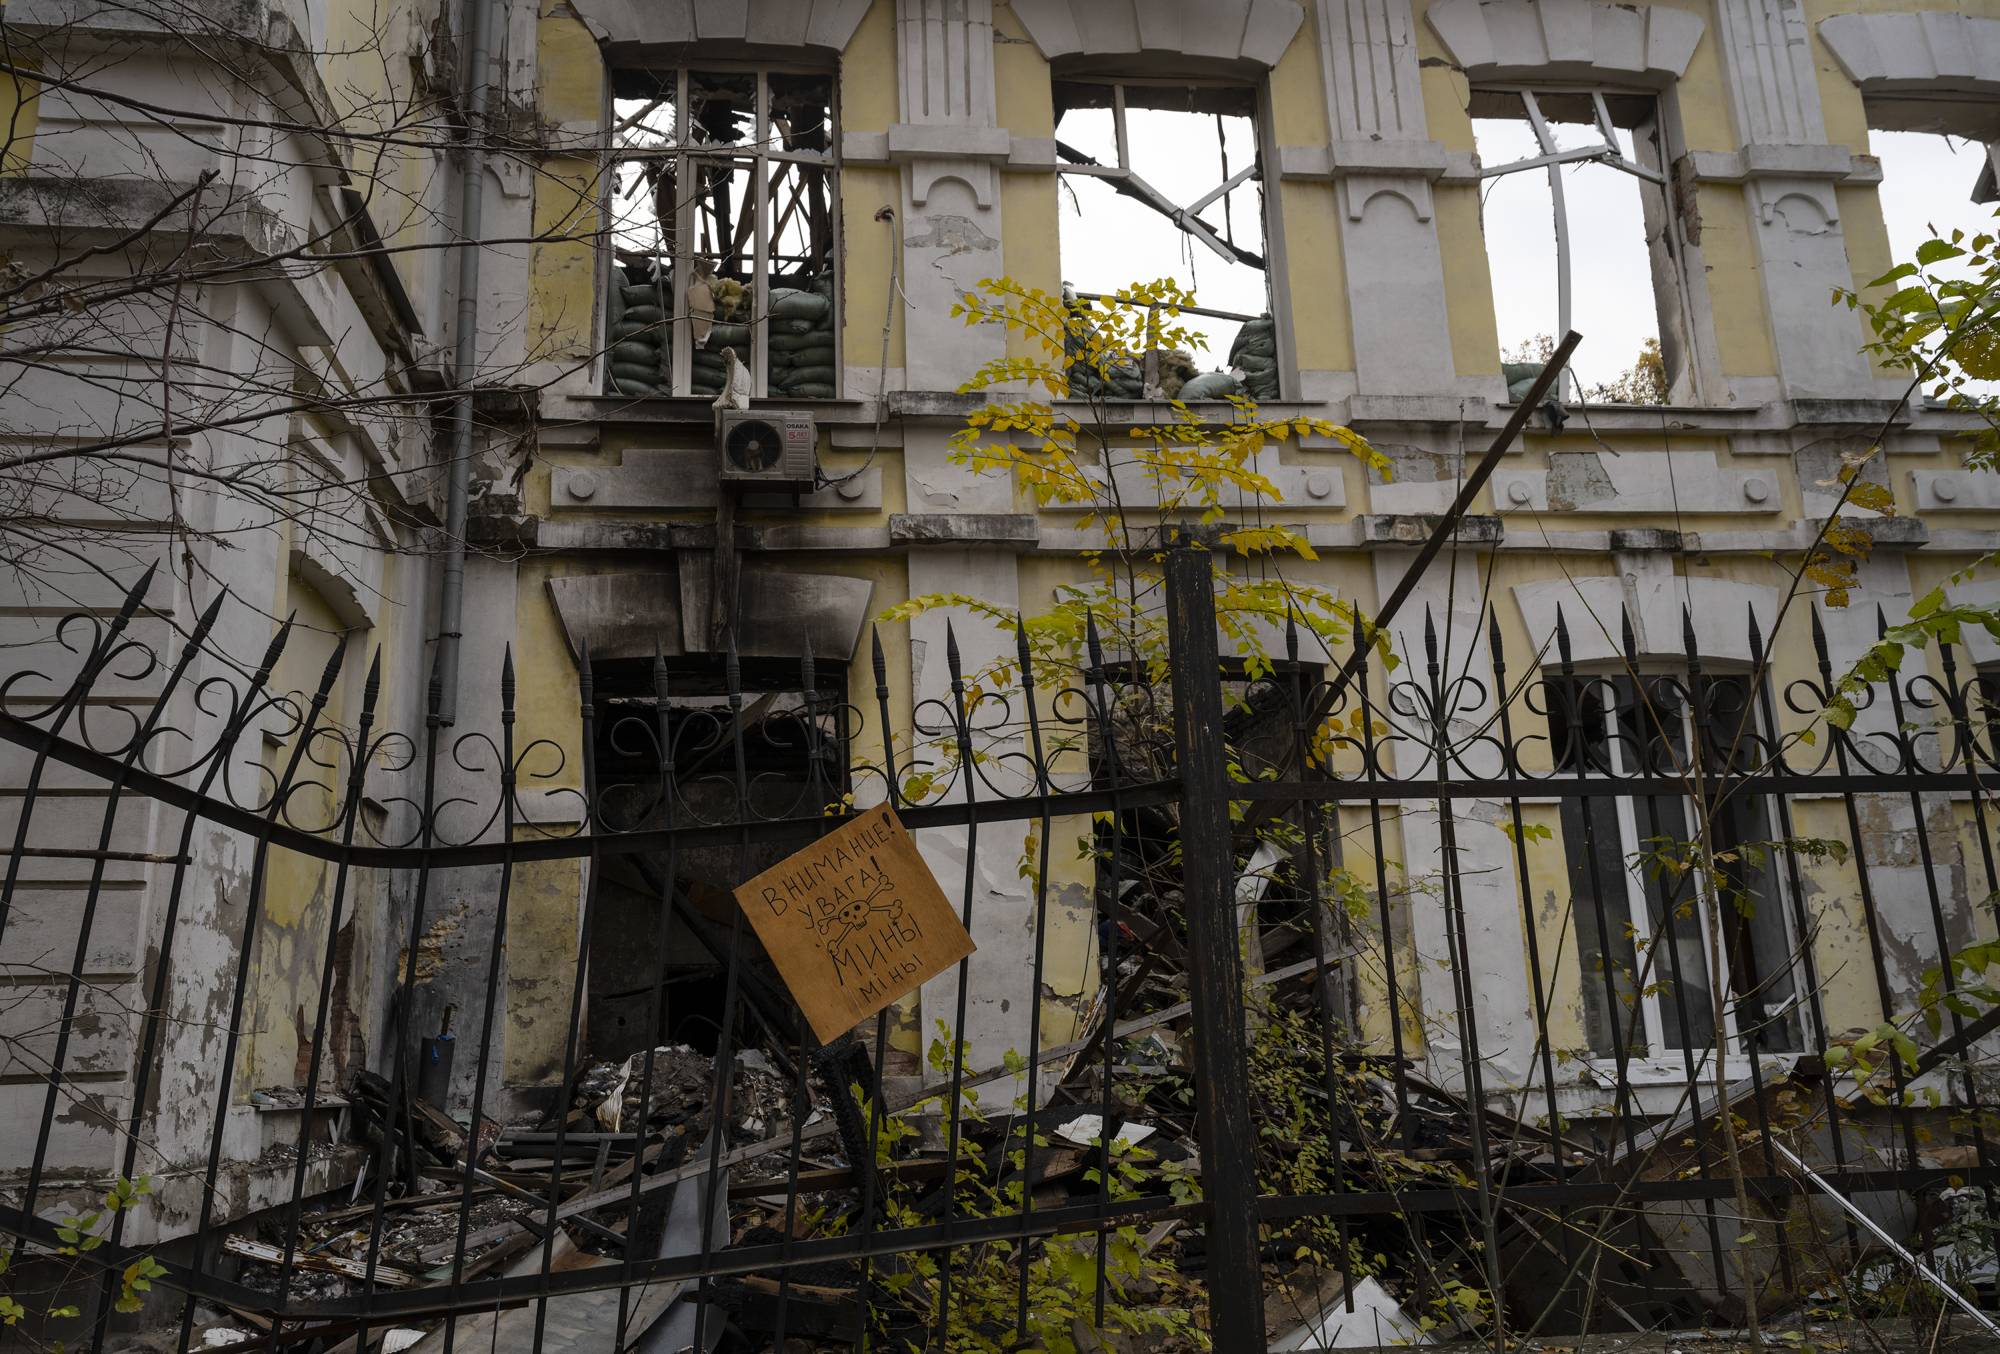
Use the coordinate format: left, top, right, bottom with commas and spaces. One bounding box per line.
1064, 313, 1109, 397
606, 271, 670, 397
768, 276, 836, 399
1229, 314, 1279, 401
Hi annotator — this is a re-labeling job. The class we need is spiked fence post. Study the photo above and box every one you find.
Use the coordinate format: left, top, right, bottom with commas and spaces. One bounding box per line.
1162, 536, 1266, 1352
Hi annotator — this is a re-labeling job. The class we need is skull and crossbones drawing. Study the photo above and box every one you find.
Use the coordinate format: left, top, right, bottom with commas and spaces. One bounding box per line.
814, 864, 902, 952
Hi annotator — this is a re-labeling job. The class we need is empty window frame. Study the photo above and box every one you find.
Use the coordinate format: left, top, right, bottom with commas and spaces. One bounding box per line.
1052, 80, 1281, 400
1548, 671, 1805, 1062
1865, 107, 2000, 405
1474, 88, 1695, 405
605, 68, 839, 400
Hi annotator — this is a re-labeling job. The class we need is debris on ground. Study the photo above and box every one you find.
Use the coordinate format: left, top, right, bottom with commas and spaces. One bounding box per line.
201, 825, 1967, 1353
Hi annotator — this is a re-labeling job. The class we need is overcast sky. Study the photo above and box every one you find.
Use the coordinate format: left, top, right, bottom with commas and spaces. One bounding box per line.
1057, 107, 1998, 395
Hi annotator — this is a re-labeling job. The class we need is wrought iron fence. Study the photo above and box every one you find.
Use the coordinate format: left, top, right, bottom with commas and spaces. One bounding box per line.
2, 547, 1999, 1352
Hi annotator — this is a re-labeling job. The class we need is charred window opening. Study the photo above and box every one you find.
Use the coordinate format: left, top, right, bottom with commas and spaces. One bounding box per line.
586, 661, 849, 1061
1052, 80, 1281, 401
1547, 671, 1804, 1062
605, 68, 838, 401
1088, 660, 1337, 997
1473, 88, 1694, 406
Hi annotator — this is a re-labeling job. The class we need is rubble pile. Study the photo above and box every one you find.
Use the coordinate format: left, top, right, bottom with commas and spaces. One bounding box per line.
193, 824, 1956, 1351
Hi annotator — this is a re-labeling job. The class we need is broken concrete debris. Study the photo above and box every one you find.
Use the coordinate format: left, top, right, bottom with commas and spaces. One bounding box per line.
191, 869, 1958, 1353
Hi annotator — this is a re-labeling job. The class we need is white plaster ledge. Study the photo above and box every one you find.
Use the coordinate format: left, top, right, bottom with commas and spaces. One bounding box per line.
1683, 144, 1867, 185
1493, 451, 1781, 518
1278, 140, 1449, 181
551, 449, 882, 513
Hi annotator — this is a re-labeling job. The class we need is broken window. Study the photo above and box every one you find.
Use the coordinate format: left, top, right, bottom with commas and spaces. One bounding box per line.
1474, 89, 1692, 405
1867, 114, 2000, 403
1052, 81, 1281, 401
1548, 671, 1804, 1062
586, 662, 849, 1060
605, 68, 838, 400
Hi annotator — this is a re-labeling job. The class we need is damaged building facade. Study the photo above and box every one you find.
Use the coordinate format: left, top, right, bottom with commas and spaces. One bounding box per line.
5, 0, 2000, 1268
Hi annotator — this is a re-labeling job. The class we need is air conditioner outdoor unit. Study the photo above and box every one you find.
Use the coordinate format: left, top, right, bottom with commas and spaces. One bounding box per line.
716, 408, 817, 489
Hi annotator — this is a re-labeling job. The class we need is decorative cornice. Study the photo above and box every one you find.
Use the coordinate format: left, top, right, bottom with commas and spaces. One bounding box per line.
1818, 12, 2000, 102
566, 0, 871, 54
1008, 0, 1304, 70
1424, 0, 1704, 85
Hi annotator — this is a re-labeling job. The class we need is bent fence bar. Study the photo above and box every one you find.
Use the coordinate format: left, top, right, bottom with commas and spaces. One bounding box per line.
2, 547, 1999, 1352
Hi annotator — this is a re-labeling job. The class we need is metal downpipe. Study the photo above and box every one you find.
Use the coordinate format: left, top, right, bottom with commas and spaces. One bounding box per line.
436, 0, 494, 725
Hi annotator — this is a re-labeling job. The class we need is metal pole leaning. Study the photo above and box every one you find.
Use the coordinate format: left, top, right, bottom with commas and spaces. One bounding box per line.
1164, 536, 1268, 1353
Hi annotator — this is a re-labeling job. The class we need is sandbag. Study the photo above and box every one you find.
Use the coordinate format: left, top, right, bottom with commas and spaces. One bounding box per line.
772, 345, 837, 368
774, 364, 835, 386
764, 326, 828, 348
1179, 371, 1242, 401
770, 289, 831, 321
611, 321, 662, 342
774, 381, 835, 398
620, 283, 665, 305
704, 322, 752, 348
612, 341, 658, 365
611, 362, 663, 385
609, 376, 659, 397
621, 304, 664, 324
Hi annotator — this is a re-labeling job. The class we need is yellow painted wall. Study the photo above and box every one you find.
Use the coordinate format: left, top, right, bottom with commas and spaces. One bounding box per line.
516, 0, 2000, 1087
0, 62, 37, 174
529, 0, 607, 368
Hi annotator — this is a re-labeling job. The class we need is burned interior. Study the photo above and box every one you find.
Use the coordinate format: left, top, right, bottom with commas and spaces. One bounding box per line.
604, 67, 839, 400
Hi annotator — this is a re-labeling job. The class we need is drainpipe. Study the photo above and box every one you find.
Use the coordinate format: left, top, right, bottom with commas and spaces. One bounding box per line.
436, 0, 494, 725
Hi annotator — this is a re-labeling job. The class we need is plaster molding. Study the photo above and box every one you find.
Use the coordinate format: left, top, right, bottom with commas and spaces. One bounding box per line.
1317, 0, 1425, 140
1336, 174, 1433, 223
1007, 0, 1304, 69
565, 0, 870, 53
1423, 0, 1703, 86
1752, 177, 1841, 228
1712, 0, 1824, 146
1911, 467, 2000, 514
898, 0, 996, 124
1818, 12, 2000, 103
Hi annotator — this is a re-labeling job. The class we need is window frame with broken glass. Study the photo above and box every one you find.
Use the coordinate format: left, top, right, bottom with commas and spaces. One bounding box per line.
1051, 77, 1289, 403
1546, 666, 1809, 1070
602, 66, 841, 401
1473, 85, 1707, 407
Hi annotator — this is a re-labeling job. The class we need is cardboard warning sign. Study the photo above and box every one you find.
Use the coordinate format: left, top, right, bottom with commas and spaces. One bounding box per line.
733, 806, 975, 1044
